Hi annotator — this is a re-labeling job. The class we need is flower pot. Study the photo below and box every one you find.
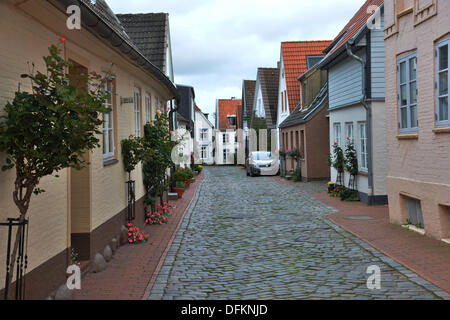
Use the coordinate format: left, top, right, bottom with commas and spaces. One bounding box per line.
186, 179, 191, 187
173, 187, 184, 198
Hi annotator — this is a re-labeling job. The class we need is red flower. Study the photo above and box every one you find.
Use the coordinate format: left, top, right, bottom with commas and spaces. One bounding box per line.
60, 37, 66, 43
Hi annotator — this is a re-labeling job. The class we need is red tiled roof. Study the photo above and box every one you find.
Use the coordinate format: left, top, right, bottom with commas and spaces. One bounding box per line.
217, 99, 242, 130
281, 40, 332, 113
325, 0, 383, 58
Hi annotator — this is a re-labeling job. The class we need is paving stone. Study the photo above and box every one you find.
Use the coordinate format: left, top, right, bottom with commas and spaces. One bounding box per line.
147, 167, 443, 300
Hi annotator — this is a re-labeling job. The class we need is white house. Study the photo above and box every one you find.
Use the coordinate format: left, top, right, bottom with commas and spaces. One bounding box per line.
318, 0, 387, 205
275, 41, 332, 150
214, 130, 238, 165
194, 106, 215, 165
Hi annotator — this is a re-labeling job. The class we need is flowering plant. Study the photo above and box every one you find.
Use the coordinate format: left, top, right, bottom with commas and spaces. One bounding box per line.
127, 223, 149, 244
145, 201, 174, 225
279, 148, 288, 159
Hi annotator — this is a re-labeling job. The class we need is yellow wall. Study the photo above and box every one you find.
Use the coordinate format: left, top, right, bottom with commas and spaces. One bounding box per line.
0, 0, 173, 290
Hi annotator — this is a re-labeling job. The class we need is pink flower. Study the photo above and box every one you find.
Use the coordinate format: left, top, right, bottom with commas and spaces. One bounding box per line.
60, 37, 66, 43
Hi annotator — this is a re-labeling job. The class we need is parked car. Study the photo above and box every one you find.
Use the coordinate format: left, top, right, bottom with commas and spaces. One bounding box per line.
246, 151, 279, 177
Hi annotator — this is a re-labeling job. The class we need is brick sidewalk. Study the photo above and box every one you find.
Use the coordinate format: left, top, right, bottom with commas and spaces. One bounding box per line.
73, 172, 204, 300
313, 192, 450, 294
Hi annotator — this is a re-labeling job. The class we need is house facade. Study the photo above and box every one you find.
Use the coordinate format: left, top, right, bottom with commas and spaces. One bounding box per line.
276, 41, 332, 150
384, 0, 450, 240
319, 0, 387, 206
279, 66, 330, 180
0, 0, 178, 299
194, 106, 215, 165
215, 98, 241, 165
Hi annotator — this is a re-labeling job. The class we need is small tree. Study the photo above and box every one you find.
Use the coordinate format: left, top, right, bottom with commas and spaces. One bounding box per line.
121, 135, 148, 180
330, 142, 345, 185
289, 148, 302, 182
344, 140, 358, 190
0, 43, 112, 297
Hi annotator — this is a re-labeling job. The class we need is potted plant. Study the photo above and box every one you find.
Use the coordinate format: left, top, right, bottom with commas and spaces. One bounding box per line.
327, 181, 335, 193
173, 167, 187, 198
184, 167, 194, 187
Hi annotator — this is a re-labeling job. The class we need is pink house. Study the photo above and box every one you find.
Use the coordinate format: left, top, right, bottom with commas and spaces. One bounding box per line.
384, 0, 450, 241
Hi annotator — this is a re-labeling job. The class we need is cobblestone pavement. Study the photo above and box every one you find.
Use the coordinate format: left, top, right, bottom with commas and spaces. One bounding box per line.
148, 167, 448, 300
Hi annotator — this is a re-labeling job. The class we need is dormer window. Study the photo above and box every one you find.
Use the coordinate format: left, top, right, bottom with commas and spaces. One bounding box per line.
306, 56, 324, 70
227, 115, 237, 127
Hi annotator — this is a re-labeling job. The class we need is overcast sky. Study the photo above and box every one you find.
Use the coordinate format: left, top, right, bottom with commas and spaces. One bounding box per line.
107, 0, 364, 122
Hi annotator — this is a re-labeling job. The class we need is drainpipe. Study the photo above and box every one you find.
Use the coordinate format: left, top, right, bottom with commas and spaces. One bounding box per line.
346, 42, 374, 199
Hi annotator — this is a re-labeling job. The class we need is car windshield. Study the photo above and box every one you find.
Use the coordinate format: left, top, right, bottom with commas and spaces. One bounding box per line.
252, 152, 271, 161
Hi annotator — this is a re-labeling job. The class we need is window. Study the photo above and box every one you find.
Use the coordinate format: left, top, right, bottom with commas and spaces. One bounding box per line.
134, 88, 141, 137
223, 133, 229, 144
300, 130, 305, 158
437, 38, 449, 126
200, 128, 208, 141
223, 149, 229, 163
103, 81, 114, 159
333, 123, 341, 146
345, 122, 354, 144
398, 53, 418, 132
281, 92, 284, 112
405, 196, 424, 228
200, 145, 208, 160
306, 55, 324, 70
359, 122, 368, 171
145, 93, 151, 123
227, 115, 237, 127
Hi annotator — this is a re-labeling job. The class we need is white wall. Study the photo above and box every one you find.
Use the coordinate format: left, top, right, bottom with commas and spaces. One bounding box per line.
194, 110, 214, 165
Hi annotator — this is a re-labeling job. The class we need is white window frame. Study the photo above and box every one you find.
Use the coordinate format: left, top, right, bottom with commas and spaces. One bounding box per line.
227, 115, 237, 127
134, 88, 141, 137
145, 93, 151, 123
223, 133, 229, 144
436, 38, 449, 127
223, 148, 229, 163
102, 81, 114, 159
200, 128, 208, 141
398, 52, 418, 133
359, 122, 368, 172
333, 123, 341, 146
200, 145, 208, 160
345, 122, 354, 145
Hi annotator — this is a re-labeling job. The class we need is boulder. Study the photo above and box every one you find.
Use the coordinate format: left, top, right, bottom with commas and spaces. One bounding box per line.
119, 225, 128, 245
92, 253, 107, 273
110, 238, 118, 253
103, 245, 113, 262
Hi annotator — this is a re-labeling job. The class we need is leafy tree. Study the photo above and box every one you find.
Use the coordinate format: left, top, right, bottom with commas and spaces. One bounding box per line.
344, 141, 358, 176
0, 43, 112, 297
330, 143, 345, 185
142, 110, 179, 208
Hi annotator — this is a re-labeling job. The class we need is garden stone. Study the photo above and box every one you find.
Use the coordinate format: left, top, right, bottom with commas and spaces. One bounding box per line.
110, 238, 118, 253
54, 284, 73, 300
92, 253, 107, 273
120, 225, 128, 245
103, 245, 113, 262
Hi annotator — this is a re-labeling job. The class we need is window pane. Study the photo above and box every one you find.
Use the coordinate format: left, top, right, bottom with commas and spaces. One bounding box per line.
409, 81, 417, 104
439, 44, 448, 71
400, 62, 407, 83
439, 71, 448, 96
410, 105, 418, 128
400, 107, 408, 128
103, 133, 107, 154
108, 129, 114, 154
400, 84, 408, 106
409, 57, 417, 81
439, 97, 449, 121
103, 113, 107, 128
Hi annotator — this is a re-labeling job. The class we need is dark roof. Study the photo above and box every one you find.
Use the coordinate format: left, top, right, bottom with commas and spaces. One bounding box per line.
279, 83, 328, 128
116, 13, 168, 72
47, 0, 179, 100
242, 80, 256, 118
258, 68, 280, 129
176, 84, 195, 129
175, 112, 189, 124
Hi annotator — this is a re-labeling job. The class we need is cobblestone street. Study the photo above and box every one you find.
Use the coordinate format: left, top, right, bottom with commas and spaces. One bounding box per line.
148, 167, 447, 300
